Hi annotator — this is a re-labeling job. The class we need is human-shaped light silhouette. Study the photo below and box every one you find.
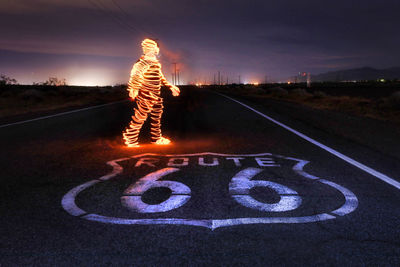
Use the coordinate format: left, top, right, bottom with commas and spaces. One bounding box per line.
123, 39, 180, 147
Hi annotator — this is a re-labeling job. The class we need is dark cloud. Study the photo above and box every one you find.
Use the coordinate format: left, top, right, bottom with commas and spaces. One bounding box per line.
1, 0, 399, 84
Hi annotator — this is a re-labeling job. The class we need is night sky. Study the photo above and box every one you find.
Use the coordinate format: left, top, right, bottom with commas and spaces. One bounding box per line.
1, 0, 399, 85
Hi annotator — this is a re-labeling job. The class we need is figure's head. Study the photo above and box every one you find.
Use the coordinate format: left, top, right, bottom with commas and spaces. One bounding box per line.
141, 38, 159, 56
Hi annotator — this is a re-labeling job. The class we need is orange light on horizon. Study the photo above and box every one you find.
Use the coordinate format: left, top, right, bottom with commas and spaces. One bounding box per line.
123, 39, 180, 147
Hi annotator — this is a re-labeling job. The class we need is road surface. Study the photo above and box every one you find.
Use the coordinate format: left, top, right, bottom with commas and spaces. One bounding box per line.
1, 87, 400, 266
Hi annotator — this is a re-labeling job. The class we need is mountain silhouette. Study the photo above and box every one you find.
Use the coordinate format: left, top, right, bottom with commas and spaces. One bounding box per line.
311, 67, 400, 82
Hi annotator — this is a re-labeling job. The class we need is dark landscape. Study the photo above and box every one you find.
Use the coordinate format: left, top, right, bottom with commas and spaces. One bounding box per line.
1, 0, 400, 266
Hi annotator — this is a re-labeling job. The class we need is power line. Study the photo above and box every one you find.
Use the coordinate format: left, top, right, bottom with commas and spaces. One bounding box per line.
108, 0, 181, 69
173, 63, 177, 86
110, 0, 157, 37
88, 0, 179, 81
87, 0, 149, 36
98, 0, 146, 34
87, 0, 135, 34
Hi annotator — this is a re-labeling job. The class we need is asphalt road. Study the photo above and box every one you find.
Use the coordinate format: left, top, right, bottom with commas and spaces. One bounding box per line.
1, 87, 400, 266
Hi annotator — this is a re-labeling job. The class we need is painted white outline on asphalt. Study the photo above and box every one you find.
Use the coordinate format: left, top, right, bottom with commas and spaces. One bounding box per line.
219, 94, 400, 190
121, 168, 192, 213
0, 99, 129, 129
229, 167, 302, 212
61, 152, 358, 230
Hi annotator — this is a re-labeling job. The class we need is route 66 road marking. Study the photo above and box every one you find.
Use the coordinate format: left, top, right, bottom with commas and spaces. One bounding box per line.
61, 152, 358, 230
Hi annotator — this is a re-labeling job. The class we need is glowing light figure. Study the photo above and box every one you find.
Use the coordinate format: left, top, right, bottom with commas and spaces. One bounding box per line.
123, 39, 180, 147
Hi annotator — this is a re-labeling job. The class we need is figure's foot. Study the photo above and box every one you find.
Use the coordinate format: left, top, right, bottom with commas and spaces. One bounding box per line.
152, 137, 171, 145
125, 142, 140, 147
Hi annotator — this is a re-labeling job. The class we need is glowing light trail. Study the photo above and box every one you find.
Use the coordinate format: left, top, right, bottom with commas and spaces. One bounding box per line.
123, 39, 180, 147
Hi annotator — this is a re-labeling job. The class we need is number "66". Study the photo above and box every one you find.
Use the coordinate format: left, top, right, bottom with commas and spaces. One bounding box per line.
121, 167, 301, 213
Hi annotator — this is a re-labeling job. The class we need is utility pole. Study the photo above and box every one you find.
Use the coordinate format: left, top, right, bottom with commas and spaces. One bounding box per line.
213, 74, 216, 85
226, 76, 229, 85
238, 75, 241, 84
265, 75, 268, 84
177, 69, 180, 86
218, 71, 221, 86
173, 63, 177, 86
172, 73, 175, 85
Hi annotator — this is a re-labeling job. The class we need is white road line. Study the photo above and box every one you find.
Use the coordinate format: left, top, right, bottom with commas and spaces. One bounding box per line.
219, 93, 400, 190
0, 99, 129, 129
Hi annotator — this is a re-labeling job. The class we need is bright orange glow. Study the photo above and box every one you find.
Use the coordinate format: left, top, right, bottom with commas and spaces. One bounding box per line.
123, 39, 180, 147
253, 82, 259, 86
153, 137, 171, 145
287, 81, 291, 84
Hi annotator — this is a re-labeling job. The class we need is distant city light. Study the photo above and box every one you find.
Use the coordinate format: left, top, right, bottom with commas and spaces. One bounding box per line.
68, 70, 113, 86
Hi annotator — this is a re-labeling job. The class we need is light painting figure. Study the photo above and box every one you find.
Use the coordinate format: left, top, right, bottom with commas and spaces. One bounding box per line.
123, 39, 180, 147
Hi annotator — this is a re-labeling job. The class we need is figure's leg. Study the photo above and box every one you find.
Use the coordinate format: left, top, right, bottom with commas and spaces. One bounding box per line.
123, 100, 151, 147
150, 100, 171, 144
149, 100, 163, 143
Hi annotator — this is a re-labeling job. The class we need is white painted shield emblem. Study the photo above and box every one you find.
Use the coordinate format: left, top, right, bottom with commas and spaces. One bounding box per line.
62, 152, 358, 230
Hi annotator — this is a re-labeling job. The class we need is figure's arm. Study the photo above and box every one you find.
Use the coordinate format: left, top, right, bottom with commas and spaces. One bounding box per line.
160, 71, 180, 96
127, 60, 149, 100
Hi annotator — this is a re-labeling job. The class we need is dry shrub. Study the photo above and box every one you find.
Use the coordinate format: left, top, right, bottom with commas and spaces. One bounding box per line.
313, 91, 328, 98
290, 88, 312, 97
388, 91, 400, 109
99, 87, 113, 94
228, 86, 264, 95
58, 87, 76, 96
19, 89, 44, 101
249, 87, 266, 95
378, 91, 400, 110
1, 89, 15, 97
267, 87, 288, 97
